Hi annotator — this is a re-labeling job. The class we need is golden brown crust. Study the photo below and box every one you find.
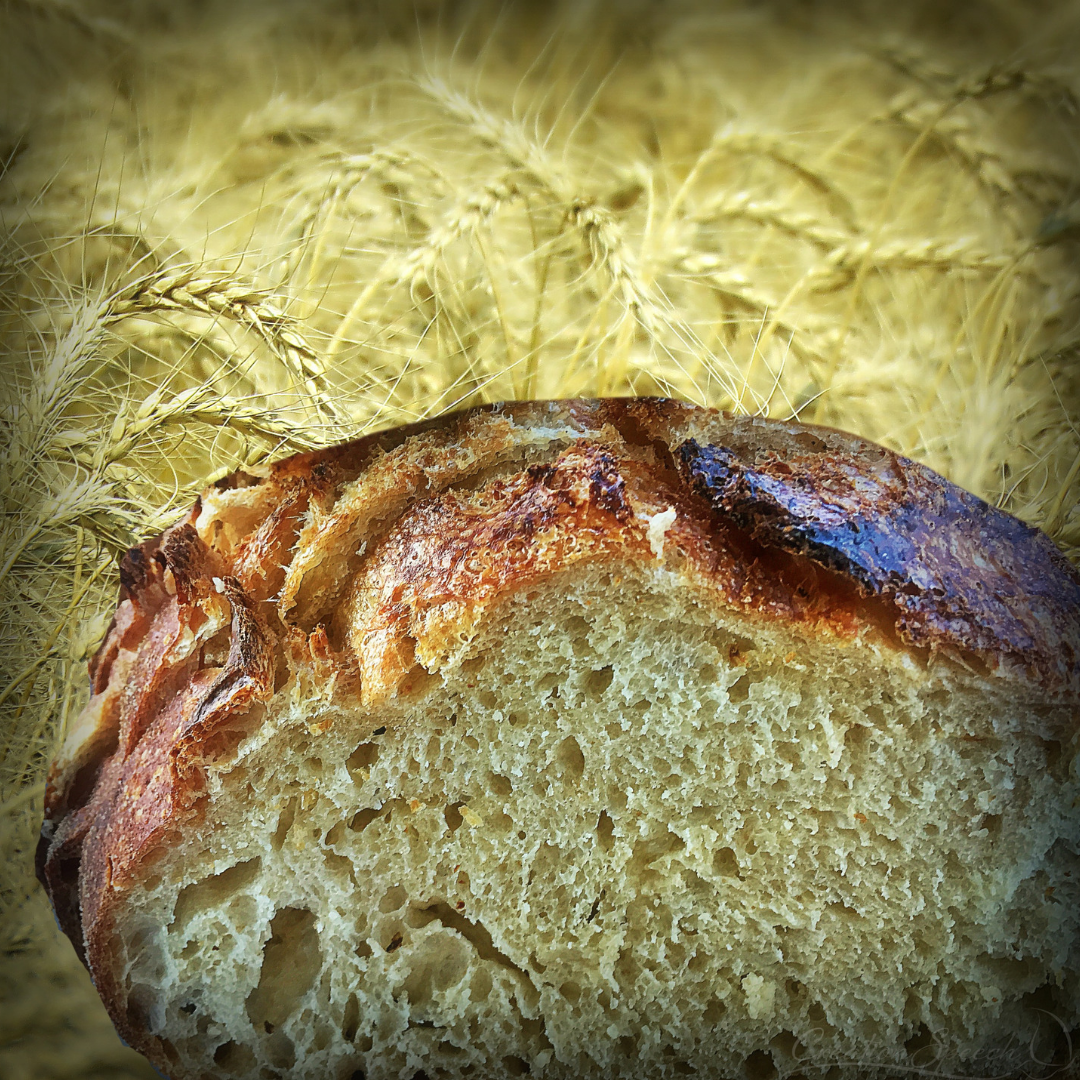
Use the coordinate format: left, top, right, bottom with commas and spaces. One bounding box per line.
36, 397, 1080, 1064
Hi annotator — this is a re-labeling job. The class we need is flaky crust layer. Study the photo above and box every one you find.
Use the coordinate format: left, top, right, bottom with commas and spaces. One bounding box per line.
36, 398, 1080, 1065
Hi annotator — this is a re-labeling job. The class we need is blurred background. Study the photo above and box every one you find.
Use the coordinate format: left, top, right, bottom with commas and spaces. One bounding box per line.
1, 1, 1078, 1076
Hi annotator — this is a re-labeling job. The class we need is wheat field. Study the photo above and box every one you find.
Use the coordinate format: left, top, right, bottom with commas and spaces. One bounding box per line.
1, 1, 1078, 1077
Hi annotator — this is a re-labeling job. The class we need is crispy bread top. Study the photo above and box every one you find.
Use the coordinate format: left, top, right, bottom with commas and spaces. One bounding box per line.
36, 398, 1080, 1052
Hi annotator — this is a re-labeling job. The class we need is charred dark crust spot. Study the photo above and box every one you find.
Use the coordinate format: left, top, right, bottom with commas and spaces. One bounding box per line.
36, 810, 92, 963
586, 448, 632, 522
676, 437, 1080, 689
156, 523, 211, 604
118, 541, 155, 598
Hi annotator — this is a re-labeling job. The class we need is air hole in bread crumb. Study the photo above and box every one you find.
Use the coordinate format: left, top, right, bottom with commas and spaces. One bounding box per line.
630, 829, 685, 872
770, 1030, 800, 1060
400, 929, 471, 1005
777, 743, 801, 769
245, 908, 321, 1032
556, 735, 585, 777
596, 810, 615, 851
210, 1036, 236, 1062
347, 742, 379, 780
904, 1023, 936, 1063
723, 634, 756, 663
713, 847, 742, 879
351, 800, 404, 833
488, 772, 512, 795
172, 859, 261, 932
536, 672, 561, 697
728, 673, 752, 704
738, 826, 757, 855
501, 1055, 530, 1075
864, 703, 887, 727
341, 993, 360, 1042
126, 982, 161, 1034
745, 1048, 778, 1079
380, 885, 408, 912
320, 869, 360, 916
200, 627, 231, 669
445, 803, 464, 832
565, 615, 592, 654
349, 808, 380, 833
584, 666, 614, 697
271, 798, 298, 851
1021, 984, 1074, 1064
213, 1040, 257, 1074
826, 901, 861, 920
265, 1030, 296, 1069
844, 724, 870, 750
471, 966, 493, 1001
806, 1002, 836, 1038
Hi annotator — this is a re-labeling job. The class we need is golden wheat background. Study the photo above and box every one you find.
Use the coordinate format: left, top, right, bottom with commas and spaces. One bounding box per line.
1, 1, 1079, 1076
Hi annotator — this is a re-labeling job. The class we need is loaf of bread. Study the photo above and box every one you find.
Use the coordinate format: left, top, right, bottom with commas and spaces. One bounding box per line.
37, 398, 1080, 1080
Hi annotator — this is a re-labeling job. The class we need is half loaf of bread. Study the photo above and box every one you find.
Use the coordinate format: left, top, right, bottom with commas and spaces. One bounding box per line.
38, 398, 1080, 1080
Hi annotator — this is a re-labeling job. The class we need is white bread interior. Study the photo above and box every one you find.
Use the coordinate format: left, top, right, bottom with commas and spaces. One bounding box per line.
113, 560, 1080, 1080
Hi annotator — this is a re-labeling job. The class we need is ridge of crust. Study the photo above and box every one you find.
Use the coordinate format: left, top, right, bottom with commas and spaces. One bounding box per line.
36, 397, 1080, 1066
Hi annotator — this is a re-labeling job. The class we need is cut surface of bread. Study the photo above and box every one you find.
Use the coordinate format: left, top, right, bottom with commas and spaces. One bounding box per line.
38, 399, 1080, 1080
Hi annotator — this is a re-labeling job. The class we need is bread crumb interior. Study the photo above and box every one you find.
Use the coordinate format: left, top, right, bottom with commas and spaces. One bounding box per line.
119, 566, 1080, 1080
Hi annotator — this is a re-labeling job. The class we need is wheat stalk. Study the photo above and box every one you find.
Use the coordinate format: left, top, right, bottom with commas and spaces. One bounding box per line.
690, 191, 854, 251
104, 267, 351, 430
327, 177, 521, 361
874, 40, 1080, 113
280, 147, 435, 287
809, 237, 1028, 293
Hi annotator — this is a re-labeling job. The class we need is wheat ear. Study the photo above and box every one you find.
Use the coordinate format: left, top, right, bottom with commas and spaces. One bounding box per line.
106, 268, 350, 430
